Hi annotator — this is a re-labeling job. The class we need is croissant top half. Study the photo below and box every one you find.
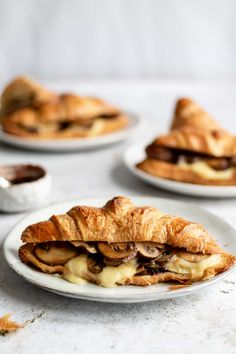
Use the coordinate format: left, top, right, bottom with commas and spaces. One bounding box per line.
152, 126, 236, 157
0, 76, 121, 124
21, 196, 223, 255
0, 76, 56, 115
171, 98, 226, 133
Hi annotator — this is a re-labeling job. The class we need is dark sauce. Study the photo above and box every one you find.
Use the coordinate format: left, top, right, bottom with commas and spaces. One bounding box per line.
0, 164, 45, 185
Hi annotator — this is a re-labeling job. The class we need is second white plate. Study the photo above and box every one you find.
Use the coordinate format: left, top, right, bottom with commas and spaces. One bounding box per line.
3, 196, 236, 303
124, 142, 236, 198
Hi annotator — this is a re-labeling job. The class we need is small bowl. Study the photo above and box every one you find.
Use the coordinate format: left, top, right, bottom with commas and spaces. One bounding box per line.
0, 164, 51, 212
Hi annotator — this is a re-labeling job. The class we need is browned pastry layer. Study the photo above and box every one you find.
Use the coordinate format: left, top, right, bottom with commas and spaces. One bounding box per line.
171, 98, 225, 132
150, 127, 236, 158
0, 76, 56, 116
19, 243, 65, 274
137, 158, 236, 186
21, 196, 223, 254
1, 77, 129, 138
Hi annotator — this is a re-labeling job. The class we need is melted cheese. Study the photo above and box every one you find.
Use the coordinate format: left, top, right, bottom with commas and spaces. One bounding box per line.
63, 254, 137, 288
165, 254, 221, 280
178, 160, 235, 180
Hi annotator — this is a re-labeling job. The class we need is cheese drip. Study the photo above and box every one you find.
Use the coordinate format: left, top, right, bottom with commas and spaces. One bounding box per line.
178, 159, 235, 180
165, 254, 221, 280
63, 254, 137, 288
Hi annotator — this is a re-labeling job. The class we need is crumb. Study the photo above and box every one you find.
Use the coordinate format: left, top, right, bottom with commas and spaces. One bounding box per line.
223, 243, 229, 247
168, 284, 191, 291
0, 314, 23, 336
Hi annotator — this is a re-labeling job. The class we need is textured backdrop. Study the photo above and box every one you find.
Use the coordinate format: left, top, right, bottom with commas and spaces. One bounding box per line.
0, 0, 235, 81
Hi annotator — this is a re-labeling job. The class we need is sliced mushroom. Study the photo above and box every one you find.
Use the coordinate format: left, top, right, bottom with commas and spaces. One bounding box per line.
207, 158, 229, 171
136, 242, 162, 259
104, 259, 123, 266
70, 241, 97, 253
135, 265, 147, 275
87, 255, 105, 274
230, 156, 236, 167
35, 243, 77, 265
97, 242, 137, 262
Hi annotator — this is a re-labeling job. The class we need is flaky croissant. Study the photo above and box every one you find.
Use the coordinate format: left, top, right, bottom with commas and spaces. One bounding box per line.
21, 196, 222, 254
19, 197, 235, 287
171, 98, 226, 132
137, 98, 236, 185
0, 76, 56, 116
1, 76, 128, 138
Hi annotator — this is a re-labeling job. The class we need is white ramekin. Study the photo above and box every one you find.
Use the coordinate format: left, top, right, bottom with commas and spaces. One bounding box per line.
0, 164, 51, 212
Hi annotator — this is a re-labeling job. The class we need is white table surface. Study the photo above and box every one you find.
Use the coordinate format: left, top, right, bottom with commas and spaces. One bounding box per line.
1, 80, 236, 354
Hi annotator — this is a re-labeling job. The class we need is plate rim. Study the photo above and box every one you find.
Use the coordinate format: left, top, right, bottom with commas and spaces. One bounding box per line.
3, 196, 236, 303
123, 142, 236, 197
0, 112, 142, 151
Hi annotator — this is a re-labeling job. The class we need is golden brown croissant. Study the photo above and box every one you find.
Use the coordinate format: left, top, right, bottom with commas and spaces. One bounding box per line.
171, 98, 226, 132
0, 76, 56, 116
1, 77, 128, 139
137, 98, 236, 185
19, 197, 235, 287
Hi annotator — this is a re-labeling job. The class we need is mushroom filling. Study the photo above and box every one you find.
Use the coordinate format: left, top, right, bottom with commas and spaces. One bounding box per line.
32, 241, 174, 276
146, 144, 236, 171
14, 113, 120, 134
20, 241, 225, 287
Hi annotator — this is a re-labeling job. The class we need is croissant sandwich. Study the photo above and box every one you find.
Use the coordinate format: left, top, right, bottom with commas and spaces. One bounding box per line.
18, 196, 235, 288
137, 98, 236, 185
0, 76, 128, 139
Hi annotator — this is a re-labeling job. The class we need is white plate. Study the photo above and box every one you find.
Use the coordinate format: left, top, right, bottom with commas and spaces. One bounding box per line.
0, 113, 140, 151
124, 142, 236, 198
3, 196, 236, 303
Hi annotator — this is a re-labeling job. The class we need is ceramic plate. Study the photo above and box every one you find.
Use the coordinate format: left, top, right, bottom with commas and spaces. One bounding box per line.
3, 197, 236, 303
124, 142, 236, 198
0, 113, 140, 151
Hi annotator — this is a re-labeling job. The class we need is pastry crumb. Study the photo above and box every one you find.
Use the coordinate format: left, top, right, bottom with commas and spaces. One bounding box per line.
0, 314, 23, 336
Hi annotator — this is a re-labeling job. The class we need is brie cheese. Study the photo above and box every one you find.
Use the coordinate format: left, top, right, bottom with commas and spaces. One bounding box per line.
178, 159, 235, 180
63, 254, 137, 288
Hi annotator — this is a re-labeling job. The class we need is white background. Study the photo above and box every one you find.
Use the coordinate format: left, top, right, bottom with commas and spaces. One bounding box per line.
0, 0, 236, 81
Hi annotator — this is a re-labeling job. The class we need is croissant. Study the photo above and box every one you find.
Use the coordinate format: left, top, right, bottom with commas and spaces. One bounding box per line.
0, 76, 56, 116
171, 98, 226, 132
1, 77, 128, 139
137, 98, 236, 185
19, 196, 235, 288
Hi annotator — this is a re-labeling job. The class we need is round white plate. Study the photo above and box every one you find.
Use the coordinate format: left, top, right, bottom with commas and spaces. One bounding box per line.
0, 113, 141, 151
124, 142, 236, 198
3, 196, 236, 303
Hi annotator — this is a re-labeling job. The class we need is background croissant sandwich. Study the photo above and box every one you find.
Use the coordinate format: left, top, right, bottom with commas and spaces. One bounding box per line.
137, 98, 236, 185
0, 76, 128, 139
18, 196, 235, 288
